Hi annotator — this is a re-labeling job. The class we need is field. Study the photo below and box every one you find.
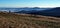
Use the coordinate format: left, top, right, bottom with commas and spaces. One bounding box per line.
0, 12, 60, 28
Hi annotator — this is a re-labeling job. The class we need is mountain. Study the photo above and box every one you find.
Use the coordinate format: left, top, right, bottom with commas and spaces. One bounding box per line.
0, 7, 47, 12
38, 7, 60, 17
1, 7, 60, 17
15, 7, 60, 17
14, 7, 50, 13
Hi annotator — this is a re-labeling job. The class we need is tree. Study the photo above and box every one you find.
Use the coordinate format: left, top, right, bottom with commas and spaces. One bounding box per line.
9, 10, 11, 13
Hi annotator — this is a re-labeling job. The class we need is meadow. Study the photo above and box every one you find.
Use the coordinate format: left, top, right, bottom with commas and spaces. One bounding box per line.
0, 12, 60, 28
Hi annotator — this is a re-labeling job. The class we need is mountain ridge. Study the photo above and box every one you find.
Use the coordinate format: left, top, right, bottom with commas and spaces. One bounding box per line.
15, 7, 60, 17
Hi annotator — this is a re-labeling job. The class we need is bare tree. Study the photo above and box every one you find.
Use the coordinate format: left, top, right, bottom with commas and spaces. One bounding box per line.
9, 10, 11, 13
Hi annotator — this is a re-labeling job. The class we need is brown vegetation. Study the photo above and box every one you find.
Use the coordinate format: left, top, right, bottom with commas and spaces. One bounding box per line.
0, 12, 60, 28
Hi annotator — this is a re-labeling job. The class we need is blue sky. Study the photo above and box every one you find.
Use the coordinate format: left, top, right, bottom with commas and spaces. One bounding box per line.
0, 0, 60, 7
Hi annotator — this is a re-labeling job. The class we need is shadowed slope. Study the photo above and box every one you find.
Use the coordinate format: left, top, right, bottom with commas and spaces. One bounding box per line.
22, 7, 60, 17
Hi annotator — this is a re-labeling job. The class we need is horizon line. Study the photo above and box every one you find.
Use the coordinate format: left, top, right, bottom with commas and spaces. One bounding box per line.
0, 6, 59, 8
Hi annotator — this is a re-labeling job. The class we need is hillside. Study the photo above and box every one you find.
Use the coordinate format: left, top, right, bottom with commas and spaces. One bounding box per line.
15, 7, 60, 17
0, 12, 60, 28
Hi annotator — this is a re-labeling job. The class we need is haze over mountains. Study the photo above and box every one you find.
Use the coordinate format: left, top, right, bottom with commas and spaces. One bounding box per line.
0, 7, 60, 17
0, 7, 50, 12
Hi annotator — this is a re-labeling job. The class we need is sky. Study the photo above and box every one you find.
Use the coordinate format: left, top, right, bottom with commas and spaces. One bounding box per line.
0, 0, 60, 8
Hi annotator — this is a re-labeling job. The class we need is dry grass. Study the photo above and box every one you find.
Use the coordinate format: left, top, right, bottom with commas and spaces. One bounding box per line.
0, 12, 60, 28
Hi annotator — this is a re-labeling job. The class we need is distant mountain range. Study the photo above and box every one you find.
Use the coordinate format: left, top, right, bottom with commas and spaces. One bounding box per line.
0, 7, 60, 17
15, 7, 60, 17
0, 7, 48, 12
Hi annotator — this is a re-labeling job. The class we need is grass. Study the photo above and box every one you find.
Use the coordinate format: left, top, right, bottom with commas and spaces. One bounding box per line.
0, 12, 60, 28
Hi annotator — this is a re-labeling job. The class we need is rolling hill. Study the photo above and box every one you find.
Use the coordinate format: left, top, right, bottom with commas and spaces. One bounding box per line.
15, 7, 60, 17
0, 12, 60, 28
0, 7, 50, 12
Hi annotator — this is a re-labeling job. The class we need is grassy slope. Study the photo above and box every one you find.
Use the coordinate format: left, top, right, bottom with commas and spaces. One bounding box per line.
0, 12, 60, 28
